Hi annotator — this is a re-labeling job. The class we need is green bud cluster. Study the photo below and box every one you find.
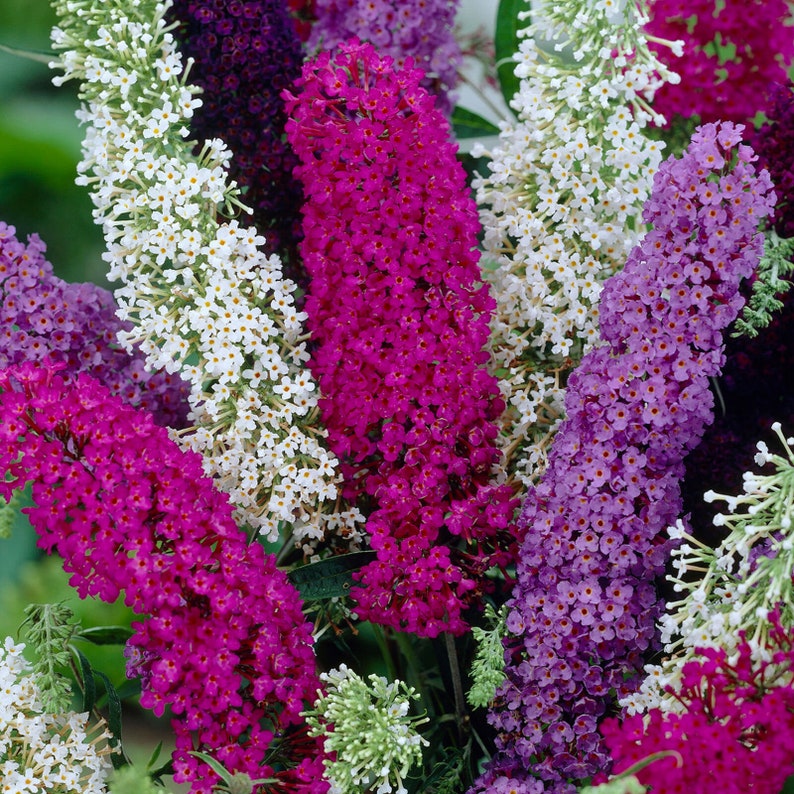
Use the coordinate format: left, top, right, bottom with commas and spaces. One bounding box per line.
303, 664, 428, 794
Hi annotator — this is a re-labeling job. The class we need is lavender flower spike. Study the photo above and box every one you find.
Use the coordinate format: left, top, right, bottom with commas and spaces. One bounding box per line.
471, 122, 775, 792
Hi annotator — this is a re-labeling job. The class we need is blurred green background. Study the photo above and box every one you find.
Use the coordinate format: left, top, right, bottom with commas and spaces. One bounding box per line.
0, 0, 107, 288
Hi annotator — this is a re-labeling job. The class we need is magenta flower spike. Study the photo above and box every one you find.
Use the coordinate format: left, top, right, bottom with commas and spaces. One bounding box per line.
0, 363, 327, 793
285, 40, 518, 637
601, 612, 794, 794
646, 0, 794, 127
308, 0, 462, 116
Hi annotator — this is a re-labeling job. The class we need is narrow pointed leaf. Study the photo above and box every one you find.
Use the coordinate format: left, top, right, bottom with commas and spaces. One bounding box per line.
495, 0, 526, 109
74, 648, 97, 714
76, 625, 135, 645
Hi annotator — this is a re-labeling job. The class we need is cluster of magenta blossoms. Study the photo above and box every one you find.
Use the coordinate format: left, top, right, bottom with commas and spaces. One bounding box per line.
0, 222, 187, 427
472, 122, 775, 793
308, 0, 462, 115
645, 0, 794, 126
600, 611, 794, 793
0, 363, 327, 793
165, 0, 306, 261
285, 40, 517, 637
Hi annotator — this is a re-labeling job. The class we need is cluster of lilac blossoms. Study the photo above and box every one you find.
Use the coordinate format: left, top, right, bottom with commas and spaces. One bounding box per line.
285, 41, 516, 637
472, 0, 679, 489
0, 363, 327, 793
0, 222, 188, 427
165, 0, 306, 263
49, 0, 364, 547
308, 0, 462, 116
471, 122, 774, 793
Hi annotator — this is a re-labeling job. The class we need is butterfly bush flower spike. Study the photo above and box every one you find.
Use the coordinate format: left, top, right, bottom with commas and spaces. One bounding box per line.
475, 0, 680, 487
164, 0, 306, 262
49, 0, 363, 548
0, 364, 327, 792
628, 422, 794, 713
286, 41, 517, 637
645, 0, 794, 126
0, 221, 188, 427
309, 0, 462, 115
303, 664, 428, 794
469, 122, 774, 793
602, 613, 794, 794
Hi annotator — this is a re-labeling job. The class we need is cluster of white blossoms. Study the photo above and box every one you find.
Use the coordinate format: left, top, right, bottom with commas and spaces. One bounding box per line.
49, 0, 364, 547
303, 665, 428, 794
623, 422, 794, 715
0, 637, 113, 793
474, 0, 682, 486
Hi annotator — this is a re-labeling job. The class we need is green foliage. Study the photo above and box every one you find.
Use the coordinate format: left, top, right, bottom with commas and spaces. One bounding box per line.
733, 231, 794, 338
421, 744, 471, 794
466, 604, 508, 709
0, 556, 135, 684
189, 751, 276, 792
0, 490, 22, 540
452, 106, 501, 139
288, 550, 376, 601
108, 765, 169, 794
0, 5, 106, 285
20, 601, 77, 713
494, 0, 526, 110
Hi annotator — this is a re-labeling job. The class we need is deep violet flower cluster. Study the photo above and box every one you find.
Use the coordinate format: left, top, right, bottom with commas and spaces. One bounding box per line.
284, 41, 517, 638
645, 0, 794, 127
0, 222, 188, 427
600, 612, 794, 794
307, 0, 462, 116
470, 123, 775, 793
751, 81, 794, 238
165, 0, 306, 262
0, 363, 327, 794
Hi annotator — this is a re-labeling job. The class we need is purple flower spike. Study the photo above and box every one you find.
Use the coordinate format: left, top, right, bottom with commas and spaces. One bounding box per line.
471, 122, 775, 793
309, 0, 462, 115
0, 222, 188, 427
167, 0, 306, 263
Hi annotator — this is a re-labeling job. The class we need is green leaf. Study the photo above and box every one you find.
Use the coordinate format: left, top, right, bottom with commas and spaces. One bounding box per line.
287, 551, 377, 601
74, 648, 97, 714
189, 752, 237, 786
76, 625, 135, 645
495, 0, 526, 110
148, 759, 175, 784
451, 106, 501, 139
146, 741, 164, 772
416, 744, 470, 794
112, 678, 142, 701
94, 669, 127, 768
